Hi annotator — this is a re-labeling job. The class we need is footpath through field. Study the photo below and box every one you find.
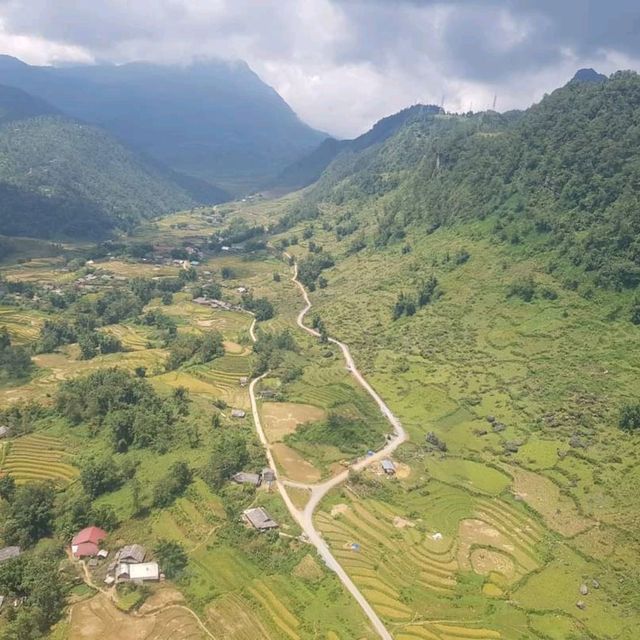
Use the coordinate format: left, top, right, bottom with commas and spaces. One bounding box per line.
248, 255, 407, 640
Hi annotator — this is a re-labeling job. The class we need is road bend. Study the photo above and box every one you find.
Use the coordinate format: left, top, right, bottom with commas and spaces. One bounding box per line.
247, 254, 407, 640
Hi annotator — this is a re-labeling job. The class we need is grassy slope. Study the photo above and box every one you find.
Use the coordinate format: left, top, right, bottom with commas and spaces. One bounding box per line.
242, 195, 640, 639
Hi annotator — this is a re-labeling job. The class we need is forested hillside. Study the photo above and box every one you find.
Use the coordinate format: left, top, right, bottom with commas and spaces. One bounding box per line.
0, 85, 218, 240
294, 70, 640, 292
0, 56, 326, 194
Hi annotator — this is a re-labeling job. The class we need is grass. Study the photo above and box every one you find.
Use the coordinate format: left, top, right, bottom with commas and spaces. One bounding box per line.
247, 202, 640, 638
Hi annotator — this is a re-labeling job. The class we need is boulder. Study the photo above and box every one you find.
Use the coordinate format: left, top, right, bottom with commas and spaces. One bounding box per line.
592, 579, 600, 589
579, 584, 588, 596
576, 601, 586, 610
486, 415, 496, 424
493, 422, 506, 432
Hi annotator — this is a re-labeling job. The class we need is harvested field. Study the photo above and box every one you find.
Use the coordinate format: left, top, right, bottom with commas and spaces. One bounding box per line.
508, 466, 594, 537
271, 443, 322, 483
261, 402, 326, 441
68, 593, 206, 640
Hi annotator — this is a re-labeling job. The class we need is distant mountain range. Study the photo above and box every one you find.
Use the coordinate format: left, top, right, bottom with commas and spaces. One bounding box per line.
0, 56, 326, 196
0, 84, 216, 239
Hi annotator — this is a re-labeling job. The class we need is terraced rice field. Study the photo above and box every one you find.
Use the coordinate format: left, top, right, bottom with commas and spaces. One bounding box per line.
317, 486, 544, 634
0, 307, 44, 344
1, 433, 77, 484
102, 324, 152, 351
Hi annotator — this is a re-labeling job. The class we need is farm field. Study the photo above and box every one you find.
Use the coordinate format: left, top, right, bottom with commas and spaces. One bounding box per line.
252, 207, 640, 639
0, 432, 77, 485
0, 230, 382, 640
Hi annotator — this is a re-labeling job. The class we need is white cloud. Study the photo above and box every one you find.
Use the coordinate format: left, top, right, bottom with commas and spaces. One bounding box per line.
0, 1, 639, 137
0, 18, 93, 65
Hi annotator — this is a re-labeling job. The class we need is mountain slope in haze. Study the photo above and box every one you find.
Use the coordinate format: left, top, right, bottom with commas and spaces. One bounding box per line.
289, 70, 640, 292
0, 84, 214, 239
272, 104, 443, 192
0, 56, 326, 195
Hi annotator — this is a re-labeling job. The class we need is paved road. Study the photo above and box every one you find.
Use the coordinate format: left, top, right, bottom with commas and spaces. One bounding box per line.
247, 255, 407, 640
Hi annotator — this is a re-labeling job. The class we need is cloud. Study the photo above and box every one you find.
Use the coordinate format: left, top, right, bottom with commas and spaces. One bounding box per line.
0, 0, 639, 137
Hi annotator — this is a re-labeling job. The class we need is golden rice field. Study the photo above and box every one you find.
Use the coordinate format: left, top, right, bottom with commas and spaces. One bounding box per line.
316, 487, 544, 638
1, 432, 77, 484
0, 307, 44, 344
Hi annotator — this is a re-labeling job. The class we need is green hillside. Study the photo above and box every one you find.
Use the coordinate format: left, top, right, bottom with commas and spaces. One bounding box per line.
220, 68, 640, 639
0, 56, 326, 195
0, 85, 225, 240
297, 70, 640, 293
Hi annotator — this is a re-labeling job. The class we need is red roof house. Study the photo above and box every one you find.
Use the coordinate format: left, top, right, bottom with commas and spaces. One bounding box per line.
71, 526, 107, 558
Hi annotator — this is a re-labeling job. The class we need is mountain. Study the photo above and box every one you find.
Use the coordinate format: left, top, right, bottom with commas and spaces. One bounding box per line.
0, 56, 326, 195
286, 69, 640, 291
272, 104, 443, 192
0, 84, 218, 240
570, 67, 608, 84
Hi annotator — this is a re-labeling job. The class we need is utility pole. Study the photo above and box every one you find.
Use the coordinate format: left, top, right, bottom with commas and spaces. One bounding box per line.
492, 94, 497, 111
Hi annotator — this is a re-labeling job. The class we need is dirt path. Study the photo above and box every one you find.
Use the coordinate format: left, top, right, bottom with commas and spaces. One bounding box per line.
247, 254, 407, 640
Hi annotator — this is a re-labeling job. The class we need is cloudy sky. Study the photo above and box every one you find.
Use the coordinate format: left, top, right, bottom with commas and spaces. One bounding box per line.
0, 0, 638, 137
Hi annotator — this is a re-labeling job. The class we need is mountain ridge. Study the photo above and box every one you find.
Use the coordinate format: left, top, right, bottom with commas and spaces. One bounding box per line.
0, 56, 326, 195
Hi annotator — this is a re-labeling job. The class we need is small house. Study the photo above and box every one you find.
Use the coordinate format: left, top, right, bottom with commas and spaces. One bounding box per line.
231, 409, 246, 419
97, 549, 109, 559
117, 562, 160, 583
239, 376, 249, 387
261, 468, 276, 483
116, 544, 145, 564
0, 426, 10, 439
259, 390, 276, 399
243, 507, 278, 531
71, 526, 107, 559
232, 472, 262, 487
381, 459, 396, 475
0, 547, 21, 564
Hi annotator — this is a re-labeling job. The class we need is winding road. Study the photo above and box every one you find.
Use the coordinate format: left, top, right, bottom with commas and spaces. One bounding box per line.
248, 255, 407, 640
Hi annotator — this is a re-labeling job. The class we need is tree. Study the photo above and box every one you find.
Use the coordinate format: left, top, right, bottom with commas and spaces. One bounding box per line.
80, 455, 122, 499
161, 292, 173, 305
0, 474, 16, 502
202, 432, 249, 489
154, 539, 188, 578
619, 402, 640, 431
130, 478, 143, 517
152, 461, 193, 508
3, 482, 55, 547
631, 295, 640, 325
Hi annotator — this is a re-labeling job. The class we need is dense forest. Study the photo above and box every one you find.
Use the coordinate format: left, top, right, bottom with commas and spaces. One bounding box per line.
291, 71, 640, 292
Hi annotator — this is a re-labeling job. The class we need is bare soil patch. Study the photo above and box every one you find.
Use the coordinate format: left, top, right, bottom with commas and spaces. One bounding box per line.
509, 466, 594, 537
261, 402, 326, 441
271, 443, 321, 483
69, 593, 206, 640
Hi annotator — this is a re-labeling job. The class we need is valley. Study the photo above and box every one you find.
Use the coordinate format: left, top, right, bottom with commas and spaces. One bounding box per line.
0, 61, 638, 640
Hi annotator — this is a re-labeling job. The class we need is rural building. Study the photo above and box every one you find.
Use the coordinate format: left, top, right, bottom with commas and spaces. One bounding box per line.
0, 547, 21, 564
381, 459, 396, 475
231, 409, 246, 418
232, 472, 262, 486
261, 468, 276, 483
0, 426, 10, 439
259, 390, 276, 399
239, 376, 249, 387
116, 544, 145, 564
97, 549, 109, 559
116, 562, 160, 583
71, 526, 107, 559
243, 507, 278, 531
